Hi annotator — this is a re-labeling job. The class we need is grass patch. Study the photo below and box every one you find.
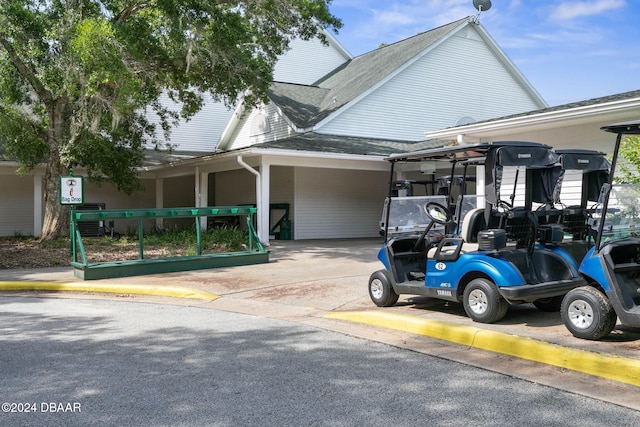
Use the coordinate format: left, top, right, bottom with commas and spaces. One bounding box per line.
0, 226, 253, 269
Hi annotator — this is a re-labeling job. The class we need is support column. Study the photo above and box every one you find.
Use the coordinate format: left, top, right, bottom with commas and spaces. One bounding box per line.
155, 178, 164, 229
199, 170, 209, 230
259, 161, 271, 244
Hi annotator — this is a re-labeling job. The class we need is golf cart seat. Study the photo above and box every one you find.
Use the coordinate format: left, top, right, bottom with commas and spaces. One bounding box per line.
427, 208, 487, 259
561, 206, 592, 241
461, 208, 487, 244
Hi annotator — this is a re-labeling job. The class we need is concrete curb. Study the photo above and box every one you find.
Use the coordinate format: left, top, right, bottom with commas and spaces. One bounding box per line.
0, 282, 220, 301
326, 310, 640, 387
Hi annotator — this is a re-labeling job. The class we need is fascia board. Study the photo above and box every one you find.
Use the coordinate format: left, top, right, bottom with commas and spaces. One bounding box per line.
217, 99, 247, 150
321, 27, 353, 61
142, 146, 388, 176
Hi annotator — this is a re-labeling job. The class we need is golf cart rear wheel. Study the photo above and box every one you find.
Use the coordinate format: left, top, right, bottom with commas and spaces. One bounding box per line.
368, 270, 399, 307
561, 286, 617, 340
533, 296, 563, 312
462, 278, 508, 323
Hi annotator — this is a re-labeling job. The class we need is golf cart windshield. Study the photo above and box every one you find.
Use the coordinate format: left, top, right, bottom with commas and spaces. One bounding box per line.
594, 184, 640, 245
382, 196, 447, 235
381, 195, 482, 236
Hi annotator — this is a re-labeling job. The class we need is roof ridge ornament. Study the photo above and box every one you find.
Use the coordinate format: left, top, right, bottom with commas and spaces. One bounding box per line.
471, 0, 492, 24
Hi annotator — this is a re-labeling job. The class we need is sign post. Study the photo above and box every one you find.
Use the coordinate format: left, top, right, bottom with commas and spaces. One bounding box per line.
59, 174, 84, 206
60, 171, 84, 257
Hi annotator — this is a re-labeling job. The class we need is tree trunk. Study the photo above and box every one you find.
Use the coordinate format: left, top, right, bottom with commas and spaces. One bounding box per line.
39, 99, 70, 241
40, 160, 69, 241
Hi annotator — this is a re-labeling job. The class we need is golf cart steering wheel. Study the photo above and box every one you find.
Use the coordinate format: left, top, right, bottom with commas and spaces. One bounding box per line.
423, 202, 454, 226
495, 200, 512, 213
413, 202, 454, 252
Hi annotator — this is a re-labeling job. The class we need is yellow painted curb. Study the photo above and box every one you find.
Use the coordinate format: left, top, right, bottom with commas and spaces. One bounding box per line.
326, 311, 640, 387
0, 281, 220, 301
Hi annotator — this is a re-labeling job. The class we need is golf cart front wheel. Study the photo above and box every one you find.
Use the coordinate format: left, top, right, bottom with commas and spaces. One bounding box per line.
368, 270, 399, 307
561, 286, 617, 340
462, 278, 508, 323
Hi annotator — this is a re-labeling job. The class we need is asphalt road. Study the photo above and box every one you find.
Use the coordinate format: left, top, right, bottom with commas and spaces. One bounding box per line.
2, 297, 639, 426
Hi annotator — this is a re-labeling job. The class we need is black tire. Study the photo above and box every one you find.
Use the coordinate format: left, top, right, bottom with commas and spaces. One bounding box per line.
532, 296, 563, 312
368, 270, 399, 307
462, 278, 508, 323
561, 286, 617, 340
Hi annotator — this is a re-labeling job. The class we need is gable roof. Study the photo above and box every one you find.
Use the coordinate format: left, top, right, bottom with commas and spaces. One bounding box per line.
268, 17, 471, 130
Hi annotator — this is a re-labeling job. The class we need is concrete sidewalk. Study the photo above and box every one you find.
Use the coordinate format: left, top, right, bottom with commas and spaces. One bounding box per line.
2, 238, 640, 404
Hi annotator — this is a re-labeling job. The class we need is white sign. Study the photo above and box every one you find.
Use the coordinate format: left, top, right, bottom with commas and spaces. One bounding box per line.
60, 176, 84, 205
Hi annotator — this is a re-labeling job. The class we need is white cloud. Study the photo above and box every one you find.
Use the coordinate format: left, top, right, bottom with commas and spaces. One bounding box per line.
550, 0, 626, 21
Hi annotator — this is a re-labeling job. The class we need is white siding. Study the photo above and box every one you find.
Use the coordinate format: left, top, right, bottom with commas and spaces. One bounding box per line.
151, 35, 349, 153
294, 168, 388, 239
0, 175, 34, 236
319, 28, 542, 141
0, 175, 160, 237
84, 179, 157, 233
149, 93, 235, 152
558, 170, 584, 207
226, 103, 297, 151
273, 37, 350, 85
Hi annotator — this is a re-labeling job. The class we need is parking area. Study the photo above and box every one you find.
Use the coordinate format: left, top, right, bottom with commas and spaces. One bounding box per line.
2, 238, 640, 407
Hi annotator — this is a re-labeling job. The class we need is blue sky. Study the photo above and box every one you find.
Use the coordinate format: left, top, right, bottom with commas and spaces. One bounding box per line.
329, 0, 640, 106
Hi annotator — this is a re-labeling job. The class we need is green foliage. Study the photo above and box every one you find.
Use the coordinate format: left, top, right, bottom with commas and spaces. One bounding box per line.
615, 136, 640, 184
0, 1, 341, 236
141, 226, 249, 252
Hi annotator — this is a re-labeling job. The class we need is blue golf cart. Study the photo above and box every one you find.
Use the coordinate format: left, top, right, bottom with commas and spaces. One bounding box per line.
369, 141, 586, 323
560, 120, 640, 339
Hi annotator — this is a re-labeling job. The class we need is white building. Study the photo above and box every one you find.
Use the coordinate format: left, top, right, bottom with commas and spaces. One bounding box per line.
7, 16, 626, 241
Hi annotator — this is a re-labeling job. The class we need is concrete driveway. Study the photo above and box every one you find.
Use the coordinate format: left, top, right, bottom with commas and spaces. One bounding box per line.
2, 238, 640, 408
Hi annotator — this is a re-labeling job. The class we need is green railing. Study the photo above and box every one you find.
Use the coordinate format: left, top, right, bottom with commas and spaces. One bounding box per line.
70, 206, 268, 280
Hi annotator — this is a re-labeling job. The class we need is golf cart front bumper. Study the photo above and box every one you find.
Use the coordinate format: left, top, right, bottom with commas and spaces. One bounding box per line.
499, 277, 587, 303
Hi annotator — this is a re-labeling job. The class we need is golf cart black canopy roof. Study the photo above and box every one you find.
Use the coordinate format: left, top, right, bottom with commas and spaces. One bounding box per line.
385, 141, 561, 207
555, 149, 610, 205
385, 141, 552, 163
556, 149, 610, 171
601, 120, 640, 135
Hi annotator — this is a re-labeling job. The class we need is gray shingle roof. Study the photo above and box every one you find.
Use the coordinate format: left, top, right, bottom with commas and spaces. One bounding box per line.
268, 17, 470, 129
256, 132, 443, 156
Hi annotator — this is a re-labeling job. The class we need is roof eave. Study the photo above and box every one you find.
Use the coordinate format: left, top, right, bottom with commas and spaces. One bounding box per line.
424, 97, 640, 141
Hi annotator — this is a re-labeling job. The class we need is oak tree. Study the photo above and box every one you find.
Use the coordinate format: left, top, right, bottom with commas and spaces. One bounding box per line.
0, 0, 341, 239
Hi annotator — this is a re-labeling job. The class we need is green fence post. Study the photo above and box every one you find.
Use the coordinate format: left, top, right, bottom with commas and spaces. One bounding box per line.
74, 224, 88, 265
138, 218, 144, 259
70, 206, 75, 258
196, 216, 202, 256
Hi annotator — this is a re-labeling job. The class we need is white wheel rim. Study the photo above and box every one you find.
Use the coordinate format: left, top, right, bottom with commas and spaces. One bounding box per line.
468, 289, 488, 315
567, 298, 594, 329
371, 278, 384, 300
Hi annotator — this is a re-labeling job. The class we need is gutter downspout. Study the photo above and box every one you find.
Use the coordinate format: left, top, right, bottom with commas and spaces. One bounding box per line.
237, 155, 268, 245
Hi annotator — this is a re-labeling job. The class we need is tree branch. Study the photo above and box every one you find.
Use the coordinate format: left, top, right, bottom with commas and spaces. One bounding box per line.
0, 35, 53, 105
